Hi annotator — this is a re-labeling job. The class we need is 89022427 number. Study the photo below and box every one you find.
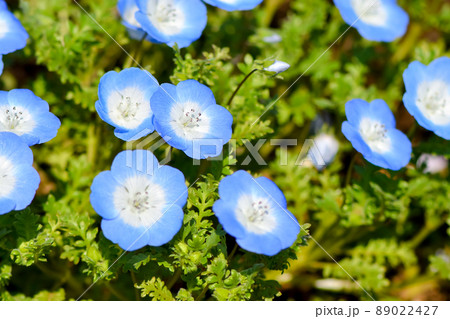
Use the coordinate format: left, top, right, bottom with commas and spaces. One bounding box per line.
375, 306, 438, 316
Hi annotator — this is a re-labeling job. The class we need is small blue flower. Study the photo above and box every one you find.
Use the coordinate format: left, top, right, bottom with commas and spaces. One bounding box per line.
403, 57, 450, 140
203, 0, 263, 11
333, 0, 409, 42
151, 79, 233, 159
117, 0, 148, 40
90, 150, 188, 251
95, 68, 160, 141
0, 132, 40, 215
0, 2, 28, 55
342, 99, 411, 170
0, 89, 61, 146
213, 170, 300, 256
135, 0, 207, 48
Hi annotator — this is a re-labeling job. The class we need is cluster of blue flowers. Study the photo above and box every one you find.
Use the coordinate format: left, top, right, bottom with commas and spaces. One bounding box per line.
91, 66, 300, 255
341, 58, 449, 171
117, 0, 264, 48
0, 2, 61, 215
332, 2, 449, 171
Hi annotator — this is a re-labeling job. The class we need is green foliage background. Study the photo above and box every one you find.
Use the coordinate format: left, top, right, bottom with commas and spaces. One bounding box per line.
0, 0, 449, 300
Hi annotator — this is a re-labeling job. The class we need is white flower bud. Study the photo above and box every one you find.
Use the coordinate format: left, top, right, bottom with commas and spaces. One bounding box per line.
264, 60, 290, 75
417, 154, 448, 174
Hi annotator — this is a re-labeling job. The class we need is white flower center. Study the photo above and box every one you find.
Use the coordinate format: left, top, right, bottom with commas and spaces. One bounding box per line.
170, 101, 210, 139
107, 87, 151, 130
0, 105, 35, 136
0, 155, 16, 198
351, 0, 388, 26
113, 175, 166, 228
235, 195, 277, 234
416, 80, 450, 126
144, 0, 185, 36
359, 118, 391, 154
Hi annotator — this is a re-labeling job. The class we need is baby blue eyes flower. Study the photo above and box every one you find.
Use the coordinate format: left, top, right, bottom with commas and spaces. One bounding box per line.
90, 150, 188, 251
135, 0, 207, 48
0, 89, 61, 146
117, 0, 147, 40
213, 170, 300, 256
203, 0, 263, 11
0, 55, 3, 76
95, 67, 159, 141
151, 79, 233, 159
333, 0, 409, 42
0, 132, 40, 215
342, 99, 411, 171
403, 57, 450, 140
0, 2, 28, 55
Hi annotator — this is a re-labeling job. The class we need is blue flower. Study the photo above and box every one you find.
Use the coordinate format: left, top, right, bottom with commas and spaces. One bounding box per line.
151, 79, 233, 159
0, 2, 28, 55
333, 0, 409, 42
342, 99, 411, 170
213, 170, 300, 256
0, 55, 3, 76
90, 150, 188, 251
95, 68, 160, 141
135, 0, 207, 48
202, 0, 263, 11
0, 132, 40, 215
0, 89, 61, 146
403, 57, 450, 140
117, 0, 148, 40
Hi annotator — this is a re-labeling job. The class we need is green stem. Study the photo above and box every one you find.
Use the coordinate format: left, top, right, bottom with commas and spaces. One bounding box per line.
105, 282, 128, 301
345, 153, 357, 187
130, 271, 141, 301
123, 35, 147, 69
227, 243, 239, 263
196, 284, 209, 301
227, 69, 258, 106
166, 268, 182, 290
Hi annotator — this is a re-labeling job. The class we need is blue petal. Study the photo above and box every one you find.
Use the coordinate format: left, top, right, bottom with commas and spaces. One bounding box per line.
110, 150, 160, 183
7, 165, 40, 210
368, 99, 396, 129
253, 176, 287, 208
0, 10, 28, 54
114, 116, 155, 141
381, 129, 412, 170
236, 231, 283, 256
203, 0, 263, 11
0, 55, 3, 75
0, 198, 15, 215
90, 171, 121, 220
101, 218, 150, 251
217, 170, 256, 204
146, 205, 184, 246
345, 99, 369, 126
0, 131, 33, 164
269, 206, 300, 249
152, 165, 188, 208
213, 199, 246, 239
201, 104, 233, 141
176, 80, 216, 108
341, 121, 372, 157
